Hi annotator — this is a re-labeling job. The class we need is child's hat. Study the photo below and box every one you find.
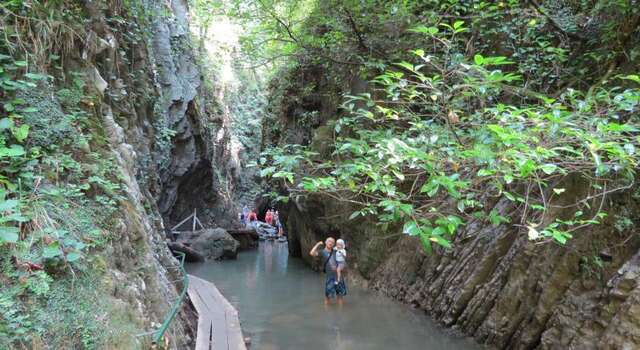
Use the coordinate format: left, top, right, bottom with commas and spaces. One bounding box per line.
336, 238, 345, 247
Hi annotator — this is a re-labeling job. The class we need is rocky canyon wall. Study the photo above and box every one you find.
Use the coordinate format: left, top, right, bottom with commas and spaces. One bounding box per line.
1, 0, 246, 347
282, 182, 640, 349
73, 1, 213, 347
84, 0, 255, 346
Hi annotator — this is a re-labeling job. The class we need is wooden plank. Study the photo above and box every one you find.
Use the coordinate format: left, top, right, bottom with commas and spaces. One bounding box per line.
190, 278, 216, 350
188, 275, 246, 350
225, 308, 245, 350
171, 213, 194, 231
192, 209, 197, 232
199, 283, 231, 350
189, 286, 212, 350
195, 215, 205, 230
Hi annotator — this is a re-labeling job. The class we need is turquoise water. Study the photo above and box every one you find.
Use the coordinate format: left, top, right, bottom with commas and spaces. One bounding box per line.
186, 242, 479, 350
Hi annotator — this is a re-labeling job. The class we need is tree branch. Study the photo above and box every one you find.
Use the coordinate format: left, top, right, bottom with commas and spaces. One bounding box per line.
343, 6, 368, 52
255, 0, 361, 66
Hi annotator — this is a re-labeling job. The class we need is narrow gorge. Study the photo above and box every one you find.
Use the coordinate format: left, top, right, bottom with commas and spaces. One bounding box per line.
1, 1, 639, 350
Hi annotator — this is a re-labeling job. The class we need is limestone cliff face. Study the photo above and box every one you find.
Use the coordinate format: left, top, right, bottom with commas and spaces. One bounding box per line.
66, 0, 243, 347
78, 1, 210, 347
144, 0, 236, 229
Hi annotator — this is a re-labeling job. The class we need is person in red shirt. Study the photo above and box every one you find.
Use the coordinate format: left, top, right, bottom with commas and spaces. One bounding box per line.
247, 210, 257, 223
265, 209, 273, 226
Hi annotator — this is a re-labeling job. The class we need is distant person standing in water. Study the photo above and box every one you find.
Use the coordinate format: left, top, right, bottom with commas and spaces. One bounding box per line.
309, 237, 347, 305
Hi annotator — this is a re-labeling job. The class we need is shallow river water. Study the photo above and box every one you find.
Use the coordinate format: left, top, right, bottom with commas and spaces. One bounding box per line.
186, 241, 479, 350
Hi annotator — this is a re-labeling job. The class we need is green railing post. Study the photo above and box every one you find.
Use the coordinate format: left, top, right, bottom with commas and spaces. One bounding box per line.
151, 251, 189, 345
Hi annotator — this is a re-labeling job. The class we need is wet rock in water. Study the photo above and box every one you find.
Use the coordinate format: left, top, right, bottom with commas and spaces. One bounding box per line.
177, 228, 239, 260
255, 222, 277, 237
226, 228, 259, 249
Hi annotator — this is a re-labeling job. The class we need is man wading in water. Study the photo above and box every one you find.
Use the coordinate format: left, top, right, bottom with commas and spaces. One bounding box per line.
309, 237, 347, 305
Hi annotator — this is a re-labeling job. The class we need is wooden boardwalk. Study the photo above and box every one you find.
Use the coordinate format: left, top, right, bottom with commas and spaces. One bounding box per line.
187, 275, 246, 350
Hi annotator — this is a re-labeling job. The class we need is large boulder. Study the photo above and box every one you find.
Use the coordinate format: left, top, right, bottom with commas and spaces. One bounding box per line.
177, 228, 239, 260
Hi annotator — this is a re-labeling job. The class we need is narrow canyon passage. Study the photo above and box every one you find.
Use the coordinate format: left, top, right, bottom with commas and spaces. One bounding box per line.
2, 1, 640, 349
186, 242, 479, 350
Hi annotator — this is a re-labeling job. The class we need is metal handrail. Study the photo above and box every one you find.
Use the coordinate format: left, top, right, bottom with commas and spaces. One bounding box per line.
152, 251, 189, 345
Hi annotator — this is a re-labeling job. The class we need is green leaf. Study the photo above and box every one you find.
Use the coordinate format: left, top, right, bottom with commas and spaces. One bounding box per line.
24, 73, 47, 80
0, 213, 29, 223
518, 159, 536, 177
0, 226, 19, 243
0, 118, 13, 130
419, 231, 432, 254
0, 145, 25, 157
392, 170, 405, 181
66, 252, 81, 262
430, 235, 452, 248
503, 174, 514, 184
621, 74, 640, 84
503, 192, 516, 201
540, 163, 558, 175
12, 124, 29, 143
552, 231, 569, 244
394, 61, 415, 72
348, 211, 360, 220
399, 203, 413, 216
402, 221, 421, 236
431, 226, 446, 236
477, 168, 494, 176
408, 25, 438, 35
43, 242, 62, 258
474, 54, 484, 65
0, 199, 18, 212
412, 49, 425, 57
21, 107, 38, 113
259, 166, 276, 177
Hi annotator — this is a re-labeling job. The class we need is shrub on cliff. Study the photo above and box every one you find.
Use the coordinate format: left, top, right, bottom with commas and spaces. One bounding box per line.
259, 15, 640, 252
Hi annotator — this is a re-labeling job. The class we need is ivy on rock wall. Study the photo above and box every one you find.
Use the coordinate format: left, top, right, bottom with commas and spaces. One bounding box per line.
0, 1, 197, 348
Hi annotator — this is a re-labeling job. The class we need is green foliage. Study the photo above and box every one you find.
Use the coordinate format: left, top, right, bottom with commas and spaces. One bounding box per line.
0, 56, 42, 244
0, 6, 127, 345
579, 255, 605, 280
260, 20, 640, 252
1, 267, 139, 349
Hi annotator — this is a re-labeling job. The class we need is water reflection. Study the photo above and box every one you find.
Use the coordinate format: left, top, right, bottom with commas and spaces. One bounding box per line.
186, 242, 479, 350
